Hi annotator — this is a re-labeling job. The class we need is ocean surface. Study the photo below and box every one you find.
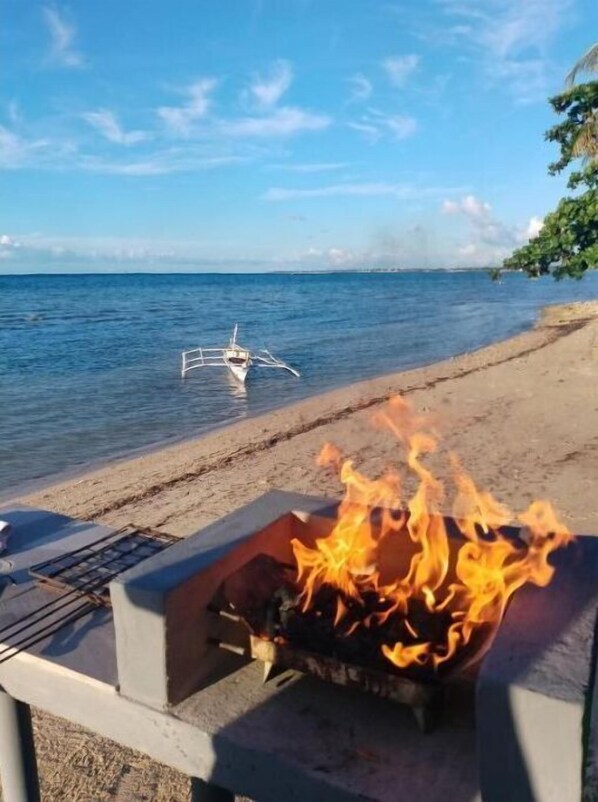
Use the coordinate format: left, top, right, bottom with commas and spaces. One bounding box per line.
1, 270, 598, 494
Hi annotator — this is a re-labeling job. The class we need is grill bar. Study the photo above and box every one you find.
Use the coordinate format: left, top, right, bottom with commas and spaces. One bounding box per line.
0, 525, 178, 665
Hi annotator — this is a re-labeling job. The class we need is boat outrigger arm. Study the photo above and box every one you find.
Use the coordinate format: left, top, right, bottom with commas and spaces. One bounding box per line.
181, 324, 300, 384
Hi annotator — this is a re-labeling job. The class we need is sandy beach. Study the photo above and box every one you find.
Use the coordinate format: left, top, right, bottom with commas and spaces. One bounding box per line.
5, 299, 598, 801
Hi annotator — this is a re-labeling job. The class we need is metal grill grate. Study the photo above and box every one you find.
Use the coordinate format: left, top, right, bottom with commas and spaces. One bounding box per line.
0, 525, 178, 665
29, 525, 178, 605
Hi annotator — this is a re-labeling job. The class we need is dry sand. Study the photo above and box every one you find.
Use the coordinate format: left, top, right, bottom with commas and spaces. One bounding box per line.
4, 299, 598, 801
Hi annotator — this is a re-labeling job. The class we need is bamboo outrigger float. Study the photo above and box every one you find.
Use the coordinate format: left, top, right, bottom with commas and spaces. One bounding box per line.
181, 325, 300, 384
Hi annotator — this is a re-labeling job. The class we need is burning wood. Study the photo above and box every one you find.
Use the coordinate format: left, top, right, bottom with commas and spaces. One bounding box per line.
224, 397, 573, 690
289, 396, 573, 675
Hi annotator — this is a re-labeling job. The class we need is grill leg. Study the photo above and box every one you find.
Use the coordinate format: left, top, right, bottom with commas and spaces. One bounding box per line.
190, 777, 235, 802
0, 691, 40, 802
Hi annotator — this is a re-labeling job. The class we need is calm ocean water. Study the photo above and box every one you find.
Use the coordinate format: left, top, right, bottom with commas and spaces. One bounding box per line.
1, 270, 597, 493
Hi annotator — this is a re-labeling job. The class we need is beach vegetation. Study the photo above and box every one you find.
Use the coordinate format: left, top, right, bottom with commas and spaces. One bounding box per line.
501, 47, 598, 280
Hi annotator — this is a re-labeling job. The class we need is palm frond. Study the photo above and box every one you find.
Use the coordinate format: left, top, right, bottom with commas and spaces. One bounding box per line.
566, 43, 598, 86
571, 112, 598, 162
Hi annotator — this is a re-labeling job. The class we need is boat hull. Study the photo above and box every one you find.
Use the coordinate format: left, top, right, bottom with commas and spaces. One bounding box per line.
226, 360, 249, 383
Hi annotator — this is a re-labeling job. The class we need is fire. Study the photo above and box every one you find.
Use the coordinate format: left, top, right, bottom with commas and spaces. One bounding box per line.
291, 396, 573, 674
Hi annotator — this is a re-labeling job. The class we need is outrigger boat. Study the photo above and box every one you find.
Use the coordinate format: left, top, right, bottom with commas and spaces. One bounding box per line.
181, 325, 300, 384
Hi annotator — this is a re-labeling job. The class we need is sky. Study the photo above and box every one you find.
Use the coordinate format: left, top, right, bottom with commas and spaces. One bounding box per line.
1, 0, 596, 273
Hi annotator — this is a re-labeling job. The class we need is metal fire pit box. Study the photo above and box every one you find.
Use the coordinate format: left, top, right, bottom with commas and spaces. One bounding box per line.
109, 490, 598, 801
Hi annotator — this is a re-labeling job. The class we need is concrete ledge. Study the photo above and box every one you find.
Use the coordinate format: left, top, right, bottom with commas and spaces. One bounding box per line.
478, 536, 598, 802
110, 491, 338, 708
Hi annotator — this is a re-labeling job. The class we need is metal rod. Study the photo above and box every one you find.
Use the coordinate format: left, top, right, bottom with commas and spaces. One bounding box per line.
0, 535, 158, 664
0, 533, 154, 641
0, 602, 95, 665
32, 525, 132, 579
212, 608, 243, 623
0, 691, 41, 802
207, 638, 247, 657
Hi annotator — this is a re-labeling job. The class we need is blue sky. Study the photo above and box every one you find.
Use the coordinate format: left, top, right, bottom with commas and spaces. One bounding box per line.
1, 0, 596, 272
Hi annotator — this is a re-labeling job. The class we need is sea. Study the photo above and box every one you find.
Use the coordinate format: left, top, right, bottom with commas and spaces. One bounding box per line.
1, 270, 597, 495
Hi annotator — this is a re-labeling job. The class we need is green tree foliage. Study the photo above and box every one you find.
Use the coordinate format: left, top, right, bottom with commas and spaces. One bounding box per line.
502, 76, 598, 279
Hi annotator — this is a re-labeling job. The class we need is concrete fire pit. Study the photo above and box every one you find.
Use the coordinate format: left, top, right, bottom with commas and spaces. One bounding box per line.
0, 492, 597, 801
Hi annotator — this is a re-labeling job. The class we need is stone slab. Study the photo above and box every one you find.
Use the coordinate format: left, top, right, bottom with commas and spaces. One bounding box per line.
478, 536, 598, 802
0, 504, 118, 685
0, 648, 480, 802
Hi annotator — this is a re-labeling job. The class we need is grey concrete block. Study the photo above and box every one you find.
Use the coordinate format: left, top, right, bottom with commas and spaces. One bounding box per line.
110, 491, 337, 708
478, 537, 598, 802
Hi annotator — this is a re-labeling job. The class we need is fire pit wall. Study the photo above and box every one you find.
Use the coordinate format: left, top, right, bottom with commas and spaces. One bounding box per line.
110, 492, 336, 709
110, 490, 598, 802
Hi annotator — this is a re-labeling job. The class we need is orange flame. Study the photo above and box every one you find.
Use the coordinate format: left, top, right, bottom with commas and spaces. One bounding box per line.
290, 396, 573, 674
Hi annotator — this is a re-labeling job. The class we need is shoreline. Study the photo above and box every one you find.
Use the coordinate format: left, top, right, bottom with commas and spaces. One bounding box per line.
4, 298, 598, 802
0, 306, 537, 504
13, 299, 598, 535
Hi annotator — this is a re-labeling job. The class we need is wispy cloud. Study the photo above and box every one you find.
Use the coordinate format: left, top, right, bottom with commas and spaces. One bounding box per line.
263, 181, 441, 201
269, 162, 347, 173
82, 109, 148, 145
0, 125, 53, 169
382, 54, 420, 87
384, 114, 418, 139
349, 109, 417, 142
436, 0, 573, 102
348, 74, 373, 102
42, 6, 85, 68
78, 151, 247, 176
222, 107, 330, 138
158, 78, 217, 136
247, 60, 293, 109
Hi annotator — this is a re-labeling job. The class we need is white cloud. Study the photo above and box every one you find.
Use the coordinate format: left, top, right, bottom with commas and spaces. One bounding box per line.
441, 194, 546, 265
42, 6, 84, 68
327, 247, 355, 265
158, 78, 217, 136
83, 109, 148, 145
7, 101, 21, 126
79, 152, 246, 176
264, 181, 433, 201
348, 121, 381, 143
442, 195, 491, 218
437, 0, 573, 102
0, 126, 52, 169
247, 60, 293, 109
384, 114, 418, 139
349, 74, 373, 102
524, 215, 544, 239
270, 162, 347, 173
349, 109, 417, 142
0, 234, 20, 248
0, 233, 21, 259
222, 106, 330, 138
441, 195, 515, 248
382, 55, 420, 87
295, 246, 357, 267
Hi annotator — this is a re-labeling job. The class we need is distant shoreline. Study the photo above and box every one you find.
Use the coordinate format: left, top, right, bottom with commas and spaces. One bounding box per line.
1, 266, 495, 277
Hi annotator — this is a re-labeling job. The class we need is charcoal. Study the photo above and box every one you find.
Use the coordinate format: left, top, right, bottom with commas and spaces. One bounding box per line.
226, 555, 482, 682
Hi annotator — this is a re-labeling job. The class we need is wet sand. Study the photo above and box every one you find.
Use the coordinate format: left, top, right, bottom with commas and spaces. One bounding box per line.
4, 299, 598, 801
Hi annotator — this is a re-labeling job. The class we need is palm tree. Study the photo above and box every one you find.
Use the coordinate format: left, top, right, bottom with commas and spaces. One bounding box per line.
565, 43, 598, 163
566, 43, 598, 86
